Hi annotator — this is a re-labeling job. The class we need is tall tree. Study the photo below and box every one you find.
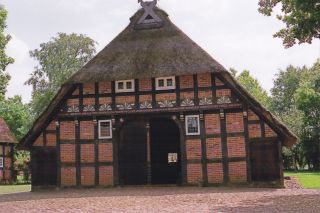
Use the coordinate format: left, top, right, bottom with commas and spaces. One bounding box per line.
0, 5, 14, 100
258, 0, 320, 48
231, 69, 271, 108
26, 33, 97, 117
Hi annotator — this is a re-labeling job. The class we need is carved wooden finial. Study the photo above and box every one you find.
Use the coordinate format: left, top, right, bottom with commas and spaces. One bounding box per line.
137, 0, 161, 24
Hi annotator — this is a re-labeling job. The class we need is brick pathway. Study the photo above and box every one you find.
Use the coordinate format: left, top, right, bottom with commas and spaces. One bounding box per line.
0, 187, 319, 212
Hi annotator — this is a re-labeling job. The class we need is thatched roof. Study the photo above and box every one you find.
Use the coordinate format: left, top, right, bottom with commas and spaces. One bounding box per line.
19, 7, 298, 149
68, 8, 225, 83
0, 117, 17, 144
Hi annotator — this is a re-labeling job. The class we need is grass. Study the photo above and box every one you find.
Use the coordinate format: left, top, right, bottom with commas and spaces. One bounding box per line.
285, 171, 320, 189
0, 185, 31, 195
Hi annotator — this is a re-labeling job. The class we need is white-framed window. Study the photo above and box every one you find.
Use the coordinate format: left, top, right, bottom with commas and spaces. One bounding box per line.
0, 157, 3, 168
185, 115, 200, 135
115, 80, 135, 93
156, 76, 176, 90
98, 120, 112, 139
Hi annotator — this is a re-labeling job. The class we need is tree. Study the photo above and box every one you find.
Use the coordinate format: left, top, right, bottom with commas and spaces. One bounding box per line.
26, 33, 97, 117
231, 69, 271, 108
0, 5, 14, 100
295, 60, 320, 170
258, 0, 320, 48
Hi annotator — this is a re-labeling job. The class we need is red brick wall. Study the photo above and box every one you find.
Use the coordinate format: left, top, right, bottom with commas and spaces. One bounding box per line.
248, 110, 259, 121
99, 97, 112, 105
216, 89, 231, 97
207, 163, 223, 184
61, 167, 76, 186
198, 90, 212, 99
187, 164, 202, 184
180, 92, 194, 100
198, 73, 211, 87
227, 136, 246, 158
139, 79, 152, 91
249, 124, 261, 138
99, 82, 111, 94
60, 144, 76, 163
206, 138, 222, 159
226, 113, 244, 133
229, 161, 247, 183
60, 121, 75, 140
99, 166, 113, 186
80, 144, 95, 163
265, 124, 277, 137
139, 95, 152, 102
83, 98, 95, 106
99, 143, 113, 162
156, 93, 176, 102
116, 96, 135, 104
67, 98, 79, 106
83, 83, 95, 95
180, 75, 194, 89
205, 114, 220, 134
46, 121, 56, 131
186, 140, 202, 160
80, 121, 94, 139
33, 135, 44, 147
46, 133, 56, 147
81, 167, 95, 186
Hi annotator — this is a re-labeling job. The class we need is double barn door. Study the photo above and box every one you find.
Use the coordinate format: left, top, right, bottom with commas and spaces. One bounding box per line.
119, 118, 181, 185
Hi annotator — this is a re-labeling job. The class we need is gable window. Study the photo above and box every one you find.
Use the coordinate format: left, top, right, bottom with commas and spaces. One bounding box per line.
185, 115, 200, 135
99, 120, 112, 139
0, 157, 3, 168
156, 77, 176, 90
115, 80, 135, 93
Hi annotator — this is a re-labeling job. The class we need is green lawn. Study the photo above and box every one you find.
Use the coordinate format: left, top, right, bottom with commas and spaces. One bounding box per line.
0, 185, 31, 195
285, 171, 320, 189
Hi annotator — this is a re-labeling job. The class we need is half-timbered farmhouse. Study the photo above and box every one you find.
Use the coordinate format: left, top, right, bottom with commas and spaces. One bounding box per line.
0, 117, 16, 183
19, 2, 297, 189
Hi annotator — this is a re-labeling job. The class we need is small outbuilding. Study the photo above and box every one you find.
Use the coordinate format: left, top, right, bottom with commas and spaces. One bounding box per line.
19, 1, 297, 190
0, 117, 16, 183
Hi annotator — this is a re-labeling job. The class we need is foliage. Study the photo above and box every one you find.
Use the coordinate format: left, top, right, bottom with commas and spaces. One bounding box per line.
231, 68, 271, 108
271, 59, 320, 170
258, 0, 320, 48
0, 96, 31, 140
26, 33, 97, 117
0, 5, 14, 100
284, 171, 320, 189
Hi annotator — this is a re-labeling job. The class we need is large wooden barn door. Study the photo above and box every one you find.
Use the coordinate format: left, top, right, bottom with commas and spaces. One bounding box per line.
250, 141, 280, 181
150, 118, 181, 184
31, 148, 57, 186
119, 120, 148, 185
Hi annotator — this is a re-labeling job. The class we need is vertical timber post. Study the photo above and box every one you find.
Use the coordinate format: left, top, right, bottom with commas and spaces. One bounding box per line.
146, 122, 152, 185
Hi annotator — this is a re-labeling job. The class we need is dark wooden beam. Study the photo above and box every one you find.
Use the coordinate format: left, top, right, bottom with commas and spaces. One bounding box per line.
220, 110, 229, 184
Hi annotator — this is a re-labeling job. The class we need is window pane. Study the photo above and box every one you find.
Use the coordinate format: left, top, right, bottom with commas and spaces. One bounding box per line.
0, 157, 3, 168
158, 79, 165, 87
118, 82, 124, 90
187, 117, 199, 134
167, 78, 173, 87
126, 81, 132, 89
100, 121, 111, 138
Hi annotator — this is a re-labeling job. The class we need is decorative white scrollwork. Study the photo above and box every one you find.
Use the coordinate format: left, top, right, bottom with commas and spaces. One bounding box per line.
99, 104, 112, 111
67, 105, 80, 113
83, 105, 95, 112
140, 101, 153, 109
117, 103, 135, 110
158, 100, 176, 108
181, 99, 195, 107
217, 96, 232, 104
199, 97, 213, 106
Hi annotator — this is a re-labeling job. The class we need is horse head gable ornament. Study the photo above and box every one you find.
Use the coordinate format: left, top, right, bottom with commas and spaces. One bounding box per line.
137, 0, 162, 24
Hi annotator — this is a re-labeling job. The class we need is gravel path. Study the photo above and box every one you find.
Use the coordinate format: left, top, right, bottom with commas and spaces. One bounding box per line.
0, 187, 319, 213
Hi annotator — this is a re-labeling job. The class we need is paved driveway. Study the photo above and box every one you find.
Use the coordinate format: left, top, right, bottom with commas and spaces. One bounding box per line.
0, 187, 319, 212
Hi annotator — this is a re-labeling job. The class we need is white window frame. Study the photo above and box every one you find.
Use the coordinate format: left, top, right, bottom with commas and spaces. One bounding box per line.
155, 76, 176, 90
185, 115, 201, 136
115, 80, 135, 93
0, 157, 3, 168
98, 120, 113, 139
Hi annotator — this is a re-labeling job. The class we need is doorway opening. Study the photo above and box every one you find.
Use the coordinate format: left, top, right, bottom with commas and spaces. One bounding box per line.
150, 118, 181, 184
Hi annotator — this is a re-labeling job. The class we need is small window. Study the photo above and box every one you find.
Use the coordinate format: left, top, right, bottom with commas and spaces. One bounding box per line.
115, 80, 135, 93
156, 77, 176, 90
185, 115, 200, 135
99, 120, 112, 139
0, 157, 3, 168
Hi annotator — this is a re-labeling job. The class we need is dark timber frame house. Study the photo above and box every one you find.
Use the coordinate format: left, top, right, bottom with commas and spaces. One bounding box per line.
19, 1, 297, 190
0, 117, 16, 184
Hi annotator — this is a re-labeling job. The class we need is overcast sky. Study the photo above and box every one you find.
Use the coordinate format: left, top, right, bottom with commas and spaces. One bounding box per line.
3, 0, 320, 103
